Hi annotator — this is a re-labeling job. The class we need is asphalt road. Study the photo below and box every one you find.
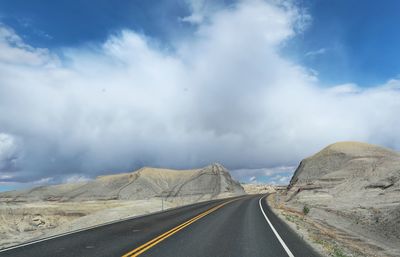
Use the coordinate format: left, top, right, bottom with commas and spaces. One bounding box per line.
0, 195, 320, 257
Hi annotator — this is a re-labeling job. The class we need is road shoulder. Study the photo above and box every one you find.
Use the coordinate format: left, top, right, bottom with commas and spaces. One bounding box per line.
266, 193, 372, 257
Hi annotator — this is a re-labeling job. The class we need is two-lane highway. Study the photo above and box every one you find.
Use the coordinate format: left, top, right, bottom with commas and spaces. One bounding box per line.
0, 195, 320, 257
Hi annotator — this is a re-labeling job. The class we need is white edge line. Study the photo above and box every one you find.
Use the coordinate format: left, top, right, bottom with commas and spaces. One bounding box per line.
259, 195, 295, 257
0, 196, 236, 253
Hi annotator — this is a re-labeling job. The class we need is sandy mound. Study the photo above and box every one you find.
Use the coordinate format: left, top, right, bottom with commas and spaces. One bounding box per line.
289, 141, 400, 188
279, 141, 400, 256
0, 163, 244, 249
0, 199, 175, 249
0, 163, 245, 202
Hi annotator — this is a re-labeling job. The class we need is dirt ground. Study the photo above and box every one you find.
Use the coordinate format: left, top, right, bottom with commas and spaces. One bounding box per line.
0, 199, 176, 249
268, 192, 400, 257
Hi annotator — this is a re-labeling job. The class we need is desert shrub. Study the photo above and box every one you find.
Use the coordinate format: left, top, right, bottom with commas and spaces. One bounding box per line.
303, 205, 310, 215
333, 247, 349, 257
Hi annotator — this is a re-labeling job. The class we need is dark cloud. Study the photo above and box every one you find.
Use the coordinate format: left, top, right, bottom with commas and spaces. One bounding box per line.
0, 1, 400, 186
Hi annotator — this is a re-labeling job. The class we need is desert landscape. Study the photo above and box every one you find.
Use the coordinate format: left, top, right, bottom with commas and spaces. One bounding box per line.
241, 183, 276, 195
270, 142, 400, 257
2, 142, 400, 257
1, 0, 400, 256
0, 163, 245, 249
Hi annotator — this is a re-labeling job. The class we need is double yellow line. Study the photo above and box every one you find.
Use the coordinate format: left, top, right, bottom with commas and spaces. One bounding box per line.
122, 199, 238, 257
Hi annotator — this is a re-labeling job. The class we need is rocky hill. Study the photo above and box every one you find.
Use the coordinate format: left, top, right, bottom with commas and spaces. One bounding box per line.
0, 163, 245, 202
280, 142, 400, 257
0, 163, 244, 249
289, 141, 400, 191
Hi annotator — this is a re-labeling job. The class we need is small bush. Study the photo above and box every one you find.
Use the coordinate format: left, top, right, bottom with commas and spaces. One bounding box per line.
303, 205, 310, 215
333, 247, 348, 257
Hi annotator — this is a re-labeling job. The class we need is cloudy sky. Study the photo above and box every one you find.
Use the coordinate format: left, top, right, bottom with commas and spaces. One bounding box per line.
1, 0, 400, 191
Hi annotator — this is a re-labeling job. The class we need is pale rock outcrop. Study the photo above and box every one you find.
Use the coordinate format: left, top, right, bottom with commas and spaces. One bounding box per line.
0, 163, 244, 249
0, 163, 244, 202
281, 142, 400, 256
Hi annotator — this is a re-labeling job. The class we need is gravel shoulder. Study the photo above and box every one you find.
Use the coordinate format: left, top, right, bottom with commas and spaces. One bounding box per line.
268, 192, 400, 257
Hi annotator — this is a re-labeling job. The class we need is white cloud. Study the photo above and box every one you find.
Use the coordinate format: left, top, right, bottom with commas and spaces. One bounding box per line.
327, 83, 360, 94
0, 174, 13, 180
0, 25, 57, 66
181, 0, 209, 24
63, 175, 91, 184
305, 47, 327, 57
263, 166, 295, 176
0, 133, 19, 172
279, 176, 290, 183
33, 177, 54, 184
268, 174, 291, 185
249, 176, 257, 183
231, 166, 295, 184
0, 0, 400, 184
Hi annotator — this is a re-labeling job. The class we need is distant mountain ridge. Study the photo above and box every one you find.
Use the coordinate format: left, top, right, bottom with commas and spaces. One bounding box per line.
0, 163, 245, 202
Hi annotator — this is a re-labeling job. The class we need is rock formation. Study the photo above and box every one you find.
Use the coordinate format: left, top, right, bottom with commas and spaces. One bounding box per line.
283, 141, 400, 256
0, 163, 245, 202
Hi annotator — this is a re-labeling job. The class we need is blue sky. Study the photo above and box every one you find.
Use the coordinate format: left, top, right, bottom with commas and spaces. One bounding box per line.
287, 0, 400, 86
0, 0, 225, 48
1, 0, 400, 191
1, 0, 400, 86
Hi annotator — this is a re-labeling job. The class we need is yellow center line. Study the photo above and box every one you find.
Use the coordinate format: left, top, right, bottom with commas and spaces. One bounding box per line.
122, 198, 242, 257
122, 204, 222, 256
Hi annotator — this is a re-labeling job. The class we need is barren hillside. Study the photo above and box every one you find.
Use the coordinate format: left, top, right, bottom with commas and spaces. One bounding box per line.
0, 163, 244, 249
274, 142, 400, 257
0, 163, 244, 202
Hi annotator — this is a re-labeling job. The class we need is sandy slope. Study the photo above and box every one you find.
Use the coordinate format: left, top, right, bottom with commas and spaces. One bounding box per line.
0, 199, 176, 249
0, 163, 244, 202
0, 163, 244, 249
276, 142, 400, 257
